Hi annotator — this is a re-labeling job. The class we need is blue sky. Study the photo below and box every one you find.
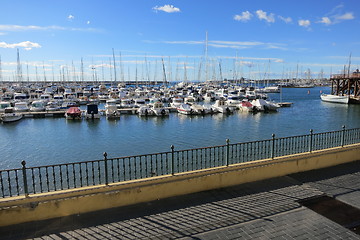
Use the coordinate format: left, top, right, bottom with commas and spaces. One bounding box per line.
0, 0, 359, 82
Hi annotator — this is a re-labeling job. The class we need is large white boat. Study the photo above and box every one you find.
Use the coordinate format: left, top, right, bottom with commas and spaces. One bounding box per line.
1, 107, 23, 123
105, 104, 120, 119
320, 94, 349, 104
251, 99, 280, 112
14, 102, 30, 112
137, 106, 154, 116
151, 101, 169, 116
30, 100, 46, 112
177, 103, 194, 115
213, 99, 234, 114
45, 101, 61, 111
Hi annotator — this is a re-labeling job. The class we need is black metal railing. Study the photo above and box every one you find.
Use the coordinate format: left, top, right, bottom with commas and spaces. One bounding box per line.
1, 126, 359, 198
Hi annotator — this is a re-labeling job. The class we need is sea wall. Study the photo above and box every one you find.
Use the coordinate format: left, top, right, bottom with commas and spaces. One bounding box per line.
0, 143, 359, 227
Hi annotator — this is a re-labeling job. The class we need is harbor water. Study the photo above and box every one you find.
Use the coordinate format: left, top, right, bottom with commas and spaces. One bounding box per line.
1, 86, 359, 170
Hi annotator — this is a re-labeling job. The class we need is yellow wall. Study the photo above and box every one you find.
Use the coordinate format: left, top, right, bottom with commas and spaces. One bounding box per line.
0, 144, 359, 227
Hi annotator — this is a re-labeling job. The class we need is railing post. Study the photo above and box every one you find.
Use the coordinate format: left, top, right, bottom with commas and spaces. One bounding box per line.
103, 152, 109, 185
21, 161, 29, 197
341, 125, 346, 147
309, 129, 313, 152
171, 145, 175, 175
226, 139, 230, 166
271, 134, 276, 159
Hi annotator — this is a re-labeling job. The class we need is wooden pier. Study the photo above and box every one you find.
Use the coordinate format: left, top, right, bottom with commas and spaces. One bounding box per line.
330, 71, 360, 104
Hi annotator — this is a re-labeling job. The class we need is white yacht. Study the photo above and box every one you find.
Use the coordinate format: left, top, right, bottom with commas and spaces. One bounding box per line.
137, 106, 154, 116
170, 97, 184, 108
30, 100, 46, 112
151, 101, 169, 116
105, 99, 120, 119
213, 99, 234, 114
320, 94, 349, 104
251, 99, 280, 112
14, 102, 30, 112
46, 101, 61, 111
177, 103, 194, 115
1, 107, 23, 123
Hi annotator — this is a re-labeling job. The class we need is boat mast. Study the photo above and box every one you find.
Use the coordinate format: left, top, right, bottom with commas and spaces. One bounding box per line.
43, 61, 47, 83
112, 48, 117, 85
16, 48, 23, 83
161, 57, 167, 85
26, 62, 29, 82
81, 58, 84, 83
119, 51, 124, 82
205, 31, 208, 82
109, 57, 113, 82
347, 52, 352, 77
135, 59, 138, 88
101, 61, 105, 83
0, 55, 2, 83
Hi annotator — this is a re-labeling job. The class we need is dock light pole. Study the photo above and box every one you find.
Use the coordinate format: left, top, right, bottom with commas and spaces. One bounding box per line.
341, 125, 346, 147
226, 139, 230, 166
21, 161, 29, 197
309, 129, 314, 153
171, 145, 175, 175
271, 134, 276, 159
103, 152, 109, 185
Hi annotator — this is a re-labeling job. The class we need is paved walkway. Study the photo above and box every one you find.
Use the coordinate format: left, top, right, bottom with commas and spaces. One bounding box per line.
1, 160, 360, 239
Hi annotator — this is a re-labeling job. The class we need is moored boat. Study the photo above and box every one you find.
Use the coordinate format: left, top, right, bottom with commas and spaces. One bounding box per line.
84, 104, 101, 119
1, 107, 23, 123
65, 107, 82, 120
320, 94, 349, 104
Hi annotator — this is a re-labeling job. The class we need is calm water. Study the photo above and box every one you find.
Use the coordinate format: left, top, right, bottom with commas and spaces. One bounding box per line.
1, 86, 360, 169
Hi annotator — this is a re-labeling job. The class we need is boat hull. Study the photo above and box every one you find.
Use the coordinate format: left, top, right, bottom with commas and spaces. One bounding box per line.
320, 94, 349, 104
1, 113, 23, 123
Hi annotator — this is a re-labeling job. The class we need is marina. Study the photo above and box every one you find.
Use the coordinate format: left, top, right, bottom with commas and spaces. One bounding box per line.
0, 82, 359, 170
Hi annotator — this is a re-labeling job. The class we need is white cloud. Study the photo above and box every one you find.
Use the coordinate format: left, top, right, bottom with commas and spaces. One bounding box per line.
153, 5, 180, 13
162, 39, 286, 51
335, 12, 354, 20
87, 21, 91, 25
234, 11, 252, 22
0, 24, 100, 33
256, 10, 275, 23
319, 17, 332, 25
318, 12, 354, 25
298, 19, 311, 28
278, 16, 292, 24
68, 15, 75, 21
0, 41, 41, 50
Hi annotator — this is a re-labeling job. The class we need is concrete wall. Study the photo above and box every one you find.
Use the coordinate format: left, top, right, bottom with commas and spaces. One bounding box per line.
0, 144, 359, 227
